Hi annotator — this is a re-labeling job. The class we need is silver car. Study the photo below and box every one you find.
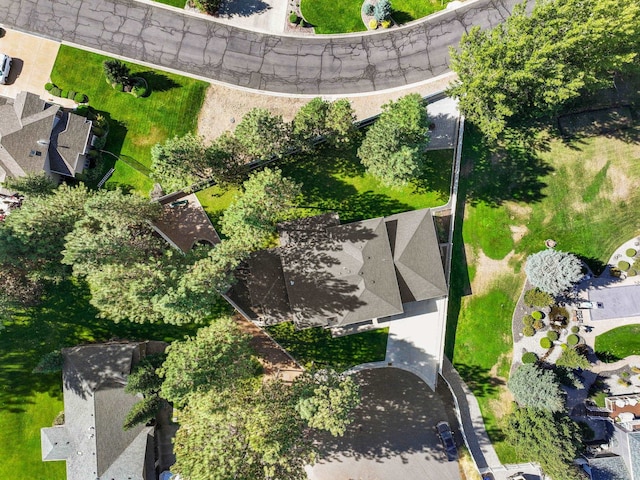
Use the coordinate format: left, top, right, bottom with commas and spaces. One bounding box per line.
0, 54, 12, 84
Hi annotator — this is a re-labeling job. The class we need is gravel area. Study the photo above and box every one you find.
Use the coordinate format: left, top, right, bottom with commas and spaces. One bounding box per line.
197, 74, 456, 142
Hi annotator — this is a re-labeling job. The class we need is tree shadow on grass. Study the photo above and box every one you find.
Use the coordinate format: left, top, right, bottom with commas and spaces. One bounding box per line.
0, 279, 200, 412
137, 71, 181, 93
454, 363, 504, 399
464, 125, 553, 207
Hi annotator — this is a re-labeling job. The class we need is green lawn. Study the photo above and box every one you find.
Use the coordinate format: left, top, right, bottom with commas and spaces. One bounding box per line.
155, 0, 186, 6
197, 146, 453, 227
267, 322, 388, 370
449, 123, 640, 463
0, 280, 201, 478
301, 0, 450, 33
50, 45, 208, 194
595, 325, 640, 362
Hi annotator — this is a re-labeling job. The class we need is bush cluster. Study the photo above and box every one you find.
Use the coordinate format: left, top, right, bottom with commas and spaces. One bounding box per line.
567, 334, 579, 346
522, 314, 534, 326
44, 82, 88, 103
524, 288, 554, 308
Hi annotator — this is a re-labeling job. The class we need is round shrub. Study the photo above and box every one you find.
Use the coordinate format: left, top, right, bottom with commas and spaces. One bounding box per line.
626, 248, 636, 257
524, 288, 554, 308
547, 330, 559, 341
289, 12, 299, 23
532, 310, 544, 320
74, 93, 87, 103
533, 318, 544, 330
60, 90, 68, 98
369, 18, 378, 29
523, 325, 535, 337
522, 352, 538, 364
381, 19, 391, 28
567, 334, 579, 346
522, 315, 534, 326
618, 261, 631, 271
364, 2, 375, 15
44, 82, 54, 91
561, 343, 568, 350
540, 337, 552, 349
50, 87, 61, 97
571, 326, 580, 334
67, 90, 76, 99
629, 269, 637, 277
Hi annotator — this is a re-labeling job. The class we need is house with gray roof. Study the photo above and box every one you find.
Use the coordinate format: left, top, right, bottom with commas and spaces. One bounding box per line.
41, 341, 167, 480
228, 208, 447, 330
0, 91, 92, 183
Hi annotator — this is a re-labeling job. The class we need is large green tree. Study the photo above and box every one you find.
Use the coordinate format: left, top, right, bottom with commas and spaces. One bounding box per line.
505, 407, 583, 480
293, 98, 359, 150
150, 133, 209, 193
448, 0, 640, 140
234, 108, 290, 160
221, 167, 302, 251
507, 363, 565, 412
171, 369, 361, 480
358, 94, 430, 187
158, 317, 258, 407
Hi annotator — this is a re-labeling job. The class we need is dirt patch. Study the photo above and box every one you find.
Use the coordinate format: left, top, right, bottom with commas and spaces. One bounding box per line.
487, 386, 514, 421
607, 162, 640, 202
197, 73, 456, 142
471, 249, 514, 296
506, 202, 532, 220
509, 224, 528, 243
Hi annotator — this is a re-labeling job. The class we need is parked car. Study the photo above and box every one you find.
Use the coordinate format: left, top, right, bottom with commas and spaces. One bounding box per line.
436, 421, 458, 461
0, 53, 11, 84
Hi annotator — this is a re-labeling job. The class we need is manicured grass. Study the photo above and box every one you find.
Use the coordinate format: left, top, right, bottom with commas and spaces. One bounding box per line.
50, 45, 208, 194
267, 322, 388, 370
198, 146, 452, 226
0, 280, 201, 478
155, 0, 186, 6
595, 325, 640, 362
302, 0, 450, 33
449, 122, 640, 463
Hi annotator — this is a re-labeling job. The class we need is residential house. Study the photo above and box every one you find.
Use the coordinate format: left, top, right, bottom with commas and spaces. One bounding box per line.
228, 208, 448, 330
41, 341, 169, 480
0, 91, 92, 183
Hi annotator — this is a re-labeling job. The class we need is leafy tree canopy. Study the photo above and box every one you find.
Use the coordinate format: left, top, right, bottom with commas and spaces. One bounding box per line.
525, 249, 583, 296
293, 98, 359, 150
158, 317, 258, 407
221, 167, 302, 251
448, 0, 640, 139
505, 407, 583, 480
2, 173, 57, 198
150, 133, 208, 193
358, 94, 430, 187
508, 363, 565, 412
234, 108, 290, 161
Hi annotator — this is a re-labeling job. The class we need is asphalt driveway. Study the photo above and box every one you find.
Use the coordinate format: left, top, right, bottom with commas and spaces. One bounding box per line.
307, 368, 461, 480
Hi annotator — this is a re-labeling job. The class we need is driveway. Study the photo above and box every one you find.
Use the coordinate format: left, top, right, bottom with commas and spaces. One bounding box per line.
0, 0, 522, 95
307, 368, 461, 480
0, 30, 61, 100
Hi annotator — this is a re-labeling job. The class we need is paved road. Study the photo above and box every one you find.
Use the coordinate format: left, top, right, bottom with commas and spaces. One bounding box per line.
0, 0, 521, 95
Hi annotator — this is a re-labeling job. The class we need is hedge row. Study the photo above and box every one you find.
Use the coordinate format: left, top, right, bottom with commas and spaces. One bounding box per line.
45, 82, 88, 103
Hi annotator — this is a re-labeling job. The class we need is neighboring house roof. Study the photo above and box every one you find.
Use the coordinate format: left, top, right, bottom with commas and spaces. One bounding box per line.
152, 192, 221, 253
41, 342, 165, 480
589, 455, 632, 480
236, 208, 447, 329
0, 91, 91, 181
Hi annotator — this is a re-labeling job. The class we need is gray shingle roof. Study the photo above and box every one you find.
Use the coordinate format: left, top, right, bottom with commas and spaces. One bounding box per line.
590, 455, 632, 480
41, 343, 161, 480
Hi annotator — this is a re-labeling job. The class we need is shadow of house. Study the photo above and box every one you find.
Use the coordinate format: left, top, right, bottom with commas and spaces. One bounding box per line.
0, 91, 92, 184
41, 341, 167, 480
228, 208, 448, 334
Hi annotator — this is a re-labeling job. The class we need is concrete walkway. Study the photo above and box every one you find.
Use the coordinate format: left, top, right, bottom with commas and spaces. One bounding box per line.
0, 0, 523, 95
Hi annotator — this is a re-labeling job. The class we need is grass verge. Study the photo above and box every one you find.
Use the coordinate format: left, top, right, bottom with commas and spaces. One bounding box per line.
594, 324, 640, 361
50, 45, 207, 194
267, 322, 388, 371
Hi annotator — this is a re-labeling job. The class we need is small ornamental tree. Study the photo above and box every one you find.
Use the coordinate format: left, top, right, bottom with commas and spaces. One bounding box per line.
507, 363, 565, 412
524, 249, 583, 296
103, 59, 131, 86
374, 0, 392, 21
555, 347, 591, 370
523, 288, 554, 308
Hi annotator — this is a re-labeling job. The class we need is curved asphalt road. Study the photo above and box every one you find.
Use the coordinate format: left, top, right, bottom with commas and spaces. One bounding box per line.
0, 0, 519, 94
